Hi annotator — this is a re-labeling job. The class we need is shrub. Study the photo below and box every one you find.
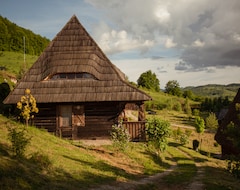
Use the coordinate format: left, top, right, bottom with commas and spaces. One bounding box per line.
29, 152, 52, 170
192, 109, 200, 116
7, 124, 31, 158
173, 102, 182, 112
172, 128, 192, 145
227, 156, 240, 179
205, 112, 218, 131
146, 117, 171, 153
110, 121, 130, 151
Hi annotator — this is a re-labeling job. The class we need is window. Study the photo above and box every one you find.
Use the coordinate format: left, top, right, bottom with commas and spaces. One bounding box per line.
50, 72, 97, 80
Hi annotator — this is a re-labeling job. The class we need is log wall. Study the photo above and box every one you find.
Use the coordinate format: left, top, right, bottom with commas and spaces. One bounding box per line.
33, 104, 57, 133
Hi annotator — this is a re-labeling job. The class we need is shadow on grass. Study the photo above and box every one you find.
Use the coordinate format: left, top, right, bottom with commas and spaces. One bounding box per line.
0, 142, 127, 190
63, 154, 135, 180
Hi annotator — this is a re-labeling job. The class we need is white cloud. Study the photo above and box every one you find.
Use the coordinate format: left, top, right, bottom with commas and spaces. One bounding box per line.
154, 6, 170, 24
165, 38, 177, 48
98, 29, 154, 55
192, 39, 205, 47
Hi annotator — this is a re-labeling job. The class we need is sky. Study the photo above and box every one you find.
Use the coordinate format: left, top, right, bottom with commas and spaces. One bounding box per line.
1, 0, 240, 88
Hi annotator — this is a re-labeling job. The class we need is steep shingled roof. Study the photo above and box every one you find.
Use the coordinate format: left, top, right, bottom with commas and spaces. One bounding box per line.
4, 15, 151, 104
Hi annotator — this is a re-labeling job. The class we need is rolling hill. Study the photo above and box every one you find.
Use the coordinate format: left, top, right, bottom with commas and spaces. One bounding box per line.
183, 84, 240, 100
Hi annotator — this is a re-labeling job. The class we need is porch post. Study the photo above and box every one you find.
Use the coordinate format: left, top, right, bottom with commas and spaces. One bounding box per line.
138, 102, 145, 121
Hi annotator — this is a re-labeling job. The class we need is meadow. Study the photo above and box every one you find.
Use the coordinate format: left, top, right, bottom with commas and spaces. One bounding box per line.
0, 111, 239, 190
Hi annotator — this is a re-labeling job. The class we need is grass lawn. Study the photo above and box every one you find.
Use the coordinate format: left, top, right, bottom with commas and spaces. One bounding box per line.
0, 113, 240, 189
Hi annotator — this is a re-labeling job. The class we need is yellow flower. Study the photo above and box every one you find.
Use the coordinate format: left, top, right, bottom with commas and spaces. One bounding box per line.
25, 89, 31, 95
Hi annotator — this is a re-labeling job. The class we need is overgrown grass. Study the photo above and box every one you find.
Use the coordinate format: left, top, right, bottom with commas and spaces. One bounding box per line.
0, 115, 170, 189
1, 113, 240, 189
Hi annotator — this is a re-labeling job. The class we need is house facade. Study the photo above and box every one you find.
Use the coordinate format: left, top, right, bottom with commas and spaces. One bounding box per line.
4, 15, 151, 140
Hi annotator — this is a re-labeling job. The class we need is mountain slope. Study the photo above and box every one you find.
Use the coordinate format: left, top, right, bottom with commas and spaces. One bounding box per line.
0, 15, 50, 55
183, 83, 240, 99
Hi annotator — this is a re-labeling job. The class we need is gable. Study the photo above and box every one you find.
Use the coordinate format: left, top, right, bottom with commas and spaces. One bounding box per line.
4, 15, 151, 104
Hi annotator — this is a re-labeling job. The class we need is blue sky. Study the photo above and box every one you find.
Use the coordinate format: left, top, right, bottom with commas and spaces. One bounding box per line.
1, 0, 240, 87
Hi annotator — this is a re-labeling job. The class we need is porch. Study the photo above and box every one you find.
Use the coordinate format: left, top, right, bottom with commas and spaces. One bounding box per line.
58, 121, 147, 142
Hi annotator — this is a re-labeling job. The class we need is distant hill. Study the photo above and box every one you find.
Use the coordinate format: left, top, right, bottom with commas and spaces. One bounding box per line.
0, 15, 50, 55
183, 83, 240, 100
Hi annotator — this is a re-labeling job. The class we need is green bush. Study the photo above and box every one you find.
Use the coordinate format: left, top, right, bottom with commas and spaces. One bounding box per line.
227, 156, 240, 179
146, 117, 171, 153
205, 112, 218, 130
173, 102, 182, 112
172, 128, 192, 145
192, 109, 200, 116
29, 152, 52, 170
7, 124, 31, 158
110, 122, 130, 151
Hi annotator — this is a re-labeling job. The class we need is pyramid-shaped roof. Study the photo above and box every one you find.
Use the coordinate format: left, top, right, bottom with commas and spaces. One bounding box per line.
4, 15, 151, 104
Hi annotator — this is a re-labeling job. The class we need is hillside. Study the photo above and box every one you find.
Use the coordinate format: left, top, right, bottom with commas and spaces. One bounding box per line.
1, 114, 240, 189
0, 15, 50, 55
183, 83, 240, 100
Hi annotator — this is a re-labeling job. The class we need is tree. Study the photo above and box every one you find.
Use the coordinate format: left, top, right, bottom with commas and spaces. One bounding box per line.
146, 117, 171, 154
17, 89, 38, 127
137, 70, 160, 92
183, 90, 194, 100
165, 80, 182, 97
205, 112, 218, 131
194, 116, 205, 151
183, 98, 192, 115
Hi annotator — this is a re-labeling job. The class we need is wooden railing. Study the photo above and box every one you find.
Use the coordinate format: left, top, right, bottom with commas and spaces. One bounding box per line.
123, 121, 146, 142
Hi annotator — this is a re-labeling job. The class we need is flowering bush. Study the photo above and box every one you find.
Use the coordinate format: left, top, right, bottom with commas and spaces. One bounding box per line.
111, 121, 130, 151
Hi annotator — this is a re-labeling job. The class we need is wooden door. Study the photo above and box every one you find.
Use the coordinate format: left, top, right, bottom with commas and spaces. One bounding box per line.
59, 105, 72, 127
59, 105, 72, 138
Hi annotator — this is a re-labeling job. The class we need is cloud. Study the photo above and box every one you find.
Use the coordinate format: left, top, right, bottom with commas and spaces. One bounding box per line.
86, 0, 240, 71
165, 38, 177, 48
97, 28, 154, 55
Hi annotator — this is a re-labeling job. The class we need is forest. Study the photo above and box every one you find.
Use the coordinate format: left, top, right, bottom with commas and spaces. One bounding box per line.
0, 15, 50, 55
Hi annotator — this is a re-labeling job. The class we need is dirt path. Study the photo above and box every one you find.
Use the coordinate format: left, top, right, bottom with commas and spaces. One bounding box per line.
176, 147, 205, 190
89, 164, 177, 190
84, 140, 205, 190
89, 149, 206, 190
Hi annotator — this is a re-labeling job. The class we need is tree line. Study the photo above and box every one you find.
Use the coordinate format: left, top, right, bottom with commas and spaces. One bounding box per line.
136, 70, 231, 113
0, 15, 50, 55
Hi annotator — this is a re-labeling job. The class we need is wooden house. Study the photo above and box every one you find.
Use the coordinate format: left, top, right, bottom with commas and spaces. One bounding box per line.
4, 15, 151, 140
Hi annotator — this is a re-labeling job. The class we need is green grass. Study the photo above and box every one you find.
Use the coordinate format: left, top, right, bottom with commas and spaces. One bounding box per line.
162, 145, 197, 185
0, 115, 168, 189
0, 51, 37, 75
1, 112, 240, 189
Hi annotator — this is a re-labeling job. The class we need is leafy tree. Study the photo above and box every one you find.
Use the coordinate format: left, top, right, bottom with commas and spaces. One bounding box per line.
183, 98, 192, 115
137, 70, 160, 92
194, 116, 205, 150
165, 80, 182, 97
205, 112, 219, 131
17, 89, 38, 127
195, 116, 205, 134
183, 90, 194, 100
0, 16, 49, 55
146, 117, 171, 154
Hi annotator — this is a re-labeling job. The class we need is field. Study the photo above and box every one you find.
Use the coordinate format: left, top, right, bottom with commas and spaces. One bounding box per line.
0, 112, 240, 190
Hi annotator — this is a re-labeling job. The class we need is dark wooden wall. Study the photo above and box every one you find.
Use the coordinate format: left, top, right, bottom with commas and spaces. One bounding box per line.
33, 104, 57, 133
77, 102, 120, 139
33, 102, 121, 139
